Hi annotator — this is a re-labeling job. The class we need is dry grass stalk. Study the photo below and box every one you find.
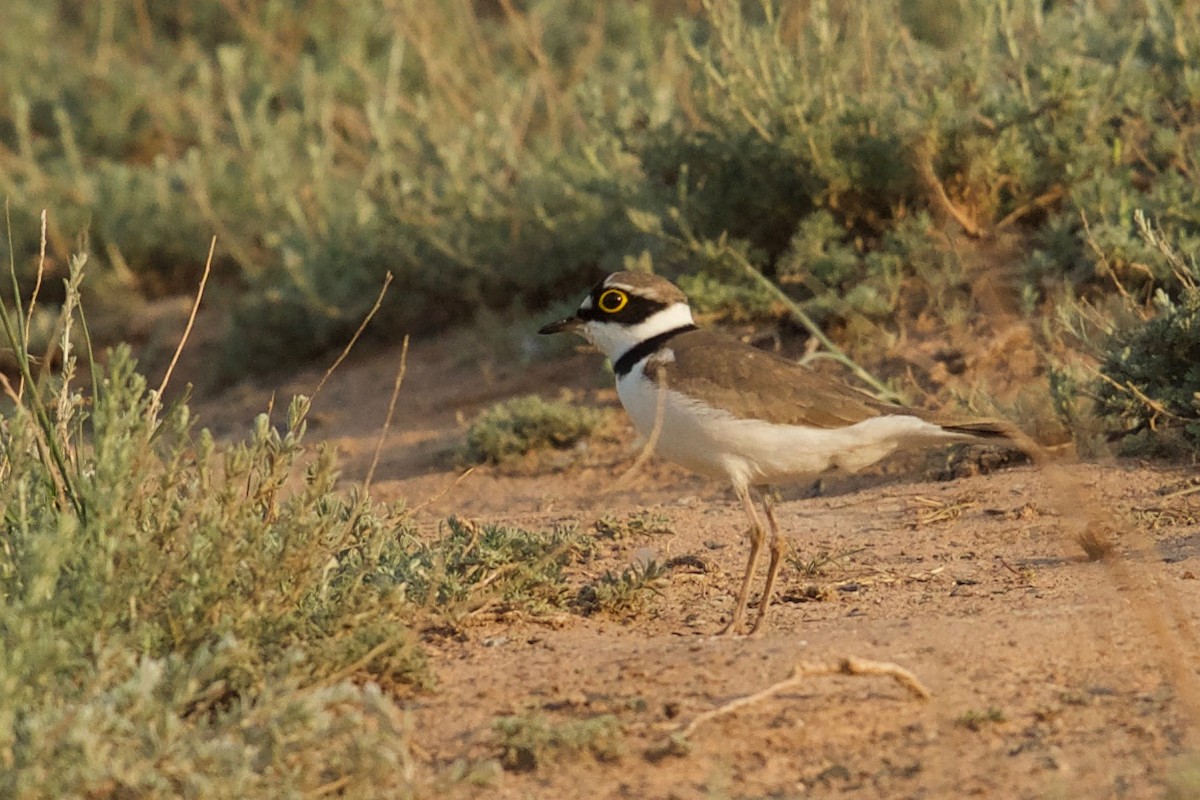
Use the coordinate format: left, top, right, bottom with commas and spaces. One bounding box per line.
312, 271, 393, 400
1039, 462, 1200, 746
155, 235, 215, 401
362, 334, 409, 495
17, 209, 47, 401
909, 495, 976, 528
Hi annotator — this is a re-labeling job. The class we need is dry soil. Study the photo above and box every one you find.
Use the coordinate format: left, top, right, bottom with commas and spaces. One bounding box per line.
191, 335, 1200, 800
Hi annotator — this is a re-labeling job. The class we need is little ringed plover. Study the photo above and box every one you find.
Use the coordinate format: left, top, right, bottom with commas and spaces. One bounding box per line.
539, 271, 1021, 636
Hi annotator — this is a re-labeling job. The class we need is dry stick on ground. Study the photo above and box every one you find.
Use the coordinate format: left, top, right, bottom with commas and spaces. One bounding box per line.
1161, 482, 1200, 501
678, 658, 931, 740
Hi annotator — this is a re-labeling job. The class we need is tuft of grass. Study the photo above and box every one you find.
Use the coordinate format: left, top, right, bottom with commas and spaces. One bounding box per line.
464, 394, 602, 465
492, 713, 624, 772
788, 547, 867, 579
593, 510, 675, 539
955, 707, 1007, 732
387, 516, 594, 622
576, 560, 668, 617
0, 249, 431, 795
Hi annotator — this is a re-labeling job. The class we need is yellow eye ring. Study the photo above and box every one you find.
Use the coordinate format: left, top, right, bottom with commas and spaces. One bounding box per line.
597, 289, 628, 314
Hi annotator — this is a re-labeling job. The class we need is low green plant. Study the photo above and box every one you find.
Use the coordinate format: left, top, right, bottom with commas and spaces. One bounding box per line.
955, 707, 1007, 731
0, 253, 428, 795
576, 560, 668, 616
464, 394, 602, 464
593, 510, 675, 539
388, 516, 593, 620
492, 712, 624, 772
1097, 287, 1200, 450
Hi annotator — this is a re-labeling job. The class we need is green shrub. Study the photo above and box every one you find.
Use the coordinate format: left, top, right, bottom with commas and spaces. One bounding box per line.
5, 0, 1200, 400
464, 395, 602, 464
1094, 226, 1200, 450
0, 339, 429, 795
0, 248, 599, 797
385, 517, 593, 619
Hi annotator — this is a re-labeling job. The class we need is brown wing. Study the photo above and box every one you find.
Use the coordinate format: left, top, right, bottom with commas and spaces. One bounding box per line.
647, 329, 905, 428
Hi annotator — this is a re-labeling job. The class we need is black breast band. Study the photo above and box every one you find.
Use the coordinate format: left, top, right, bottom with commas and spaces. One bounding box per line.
613, 325, 698, 377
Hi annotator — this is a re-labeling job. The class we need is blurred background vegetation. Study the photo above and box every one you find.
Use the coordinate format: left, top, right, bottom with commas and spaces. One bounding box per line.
1, 0, 1198, 441
3, 3, 1200, 795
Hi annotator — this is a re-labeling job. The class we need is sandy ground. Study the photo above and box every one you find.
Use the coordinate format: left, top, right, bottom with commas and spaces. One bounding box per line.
190, 334, 1200, 800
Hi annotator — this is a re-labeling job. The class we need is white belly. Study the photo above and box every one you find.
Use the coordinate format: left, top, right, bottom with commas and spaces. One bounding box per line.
616, 365, 964, 490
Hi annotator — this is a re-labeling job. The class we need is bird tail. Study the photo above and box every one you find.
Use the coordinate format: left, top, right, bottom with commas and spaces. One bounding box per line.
938, 418, 1047, 464
939, 419, 1018, 440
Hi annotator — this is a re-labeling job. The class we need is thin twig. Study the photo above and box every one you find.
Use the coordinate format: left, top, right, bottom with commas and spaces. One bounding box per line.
994, 186, 1065, 232
362, 335, 409, 495
312, 272, 394, 400
679, 657, 931, 739
157, 236, 215, 398
312, 635, 408, 690
1080, 211, 1136, 305
1161, 483, 1200, 501
18, 210, 48, 401
0, 372, 67, 507
914, 142, 983, 238
1088, 363, 1182, 428
409, 466, 477, 515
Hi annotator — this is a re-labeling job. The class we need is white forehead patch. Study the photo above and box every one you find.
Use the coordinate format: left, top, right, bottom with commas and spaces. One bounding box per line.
580, 295, 594, 310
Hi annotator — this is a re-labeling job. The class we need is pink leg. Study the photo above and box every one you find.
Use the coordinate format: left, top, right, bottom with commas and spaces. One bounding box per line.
719, 485, 766, 636
749, 489, 787, 636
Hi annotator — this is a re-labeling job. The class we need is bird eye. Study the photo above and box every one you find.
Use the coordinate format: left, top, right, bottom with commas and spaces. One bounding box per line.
597, 289, 628, 313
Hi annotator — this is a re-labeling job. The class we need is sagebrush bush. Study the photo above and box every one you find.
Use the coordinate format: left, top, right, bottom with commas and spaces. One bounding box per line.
465, 395, 602, 464
0, 251, 599, 796
4, 0, 1200, 388
1097, 286, 1200, 448
5, 0, 1200, 452
1093, 215, 1200, 452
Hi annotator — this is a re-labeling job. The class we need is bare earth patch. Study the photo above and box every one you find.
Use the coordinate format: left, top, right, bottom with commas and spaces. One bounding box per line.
193, 338, 1200, 799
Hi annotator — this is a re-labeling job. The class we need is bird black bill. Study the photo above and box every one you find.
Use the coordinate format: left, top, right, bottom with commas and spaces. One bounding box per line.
538, 316, 582, 335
